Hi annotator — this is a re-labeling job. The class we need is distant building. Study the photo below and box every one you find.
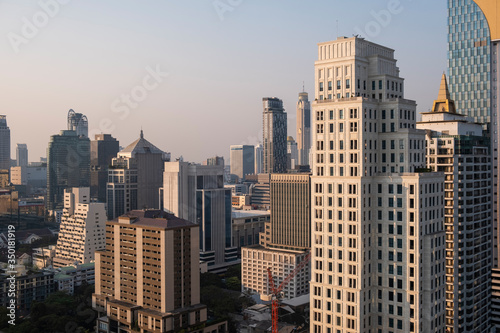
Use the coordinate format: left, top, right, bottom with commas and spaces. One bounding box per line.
53, 188, 106, 268
90, 134, 119, 203
230, 145, 254, 181
296, 91, 311, 166
286, 136, 298, 170
92, 210, 227, 333
10, 165, 47, 195
16, 144, 28, 167
107, 130, 170, 219
0, 270, 55, 311
254, 144, 263, 174
249, 174, 270, 209
231, 209, 269, 255
46, 130, 90, 212
0, 116, 10, 172
67, 109, 88, 138
205, 155, 225, 166
52, 262, 95, 295
32, 245, 57, 269
263, 98, 287, 174
163, 161, 237, 269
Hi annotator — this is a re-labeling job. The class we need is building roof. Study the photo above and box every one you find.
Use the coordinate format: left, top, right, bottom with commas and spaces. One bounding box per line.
232, 209, 270, 219
282, 294, 310, 307
118, 130, 166, 158
112, 210, 197, 229
431, 73, 457, 114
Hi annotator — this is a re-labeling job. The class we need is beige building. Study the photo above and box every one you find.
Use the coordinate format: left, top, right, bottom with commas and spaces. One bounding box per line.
309, 37, 446, 333
53, 187, 106, 268
92, 210, 227, 333
232, 209, 269, 254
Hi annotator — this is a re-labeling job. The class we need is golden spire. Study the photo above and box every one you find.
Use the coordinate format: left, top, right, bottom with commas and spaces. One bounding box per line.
431, 73, 456, 114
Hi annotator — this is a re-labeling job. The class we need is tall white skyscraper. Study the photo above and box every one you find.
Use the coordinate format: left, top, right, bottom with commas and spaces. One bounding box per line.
297, 91, 311, 166
0, 116, 10, 171
16, 143, 28, 167
309, 37, 446, 333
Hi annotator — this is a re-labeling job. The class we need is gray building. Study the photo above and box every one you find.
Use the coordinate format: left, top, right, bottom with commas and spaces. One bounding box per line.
163, 161, 237, 269
296, 91, 311, 166
0, 116, 10, 172
90, 134, 119, 203
230, 145, 254, 181
16, 144, 28, 167
67, 109, 88, 138
107, 130, 169, 219
254, 144, 263, 174
46, 130, 90, 212
262, 97, 287, 174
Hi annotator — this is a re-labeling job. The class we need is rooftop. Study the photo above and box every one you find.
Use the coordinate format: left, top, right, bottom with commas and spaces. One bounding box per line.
232, 210, 270, 219
112, 210, 196, 229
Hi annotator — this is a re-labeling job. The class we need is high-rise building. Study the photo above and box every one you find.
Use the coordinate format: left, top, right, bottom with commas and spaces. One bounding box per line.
67, 109, 88, 138
417, 74, 491, 333
309, 37, 446, 333
90, 134, 119, 202
205, 155, 224, 166
92, 210, 227, 333
163, 161, 237, 268
242, 173, 311, 301
296, 91, 311, 166
263, 97, 287, 174
230, 145, 254, 181
106, 130, 169, 219
287, 136, 298, 170
254, 144, 263, 174
53, 187, 106, 268
448, 0, 490, 127
16, 143, 28, 167
248, 173, 270, 209
0, 116, 10, 172
46, 130, 90, 212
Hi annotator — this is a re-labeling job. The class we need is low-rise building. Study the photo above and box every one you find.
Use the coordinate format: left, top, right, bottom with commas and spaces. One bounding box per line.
232, 210, 269, 256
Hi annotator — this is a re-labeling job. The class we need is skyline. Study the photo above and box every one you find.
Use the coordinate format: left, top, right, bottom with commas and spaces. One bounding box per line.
0, 0, 446, 163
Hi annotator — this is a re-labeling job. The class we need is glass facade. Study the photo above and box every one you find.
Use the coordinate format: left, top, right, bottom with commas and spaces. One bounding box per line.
448, 0, 491, 127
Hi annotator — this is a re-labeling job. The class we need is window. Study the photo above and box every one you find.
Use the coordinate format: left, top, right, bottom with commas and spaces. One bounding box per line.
337, 80, 341, 90
339, 109, 344, 119
328, 81, 332, 90
379, 80, 382, 89
320, 82, 324, 91
346, 79, 350, 89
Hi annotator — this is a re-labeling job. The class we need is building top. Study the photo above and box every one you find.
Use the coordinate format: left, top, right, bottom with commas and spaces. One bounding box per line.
118, 130, 168, 159
112, 210, 196, 229
474, 0, 500, 41
429, 73, 457, 114
232, 209, 270, 219
316, 36, 395, 62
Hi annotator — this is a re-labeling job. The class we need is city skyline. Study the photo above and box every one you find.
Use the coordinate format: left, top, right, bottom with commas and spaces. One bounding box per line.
0, 0, 446, 163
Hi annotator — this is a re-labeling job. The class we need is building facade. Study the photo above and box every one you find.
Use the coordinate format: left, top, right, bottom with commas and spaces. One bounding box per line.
46, 130, 90, 212
90, 134, 119, 203
0, 115, 10, 172
92, 210, 213, 333
53, 187, 106, 268
417, 74, 491, 332
16, 143, 28, 167
297, 91, 311, 166
230, 145, 255, 181
263, 97, 287, 174
163, 162, 237, 268
309, 37, 446, 333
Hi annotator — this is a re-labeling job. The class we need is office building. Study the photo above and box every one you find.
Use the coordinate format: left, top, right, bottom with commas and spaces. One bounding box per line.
163, 162, 237, 268
16, 143, 28, 167
309, 37, 446, 333
92, 210, 227, 333
67, 109, 89, 138
263, 97, 287, 174
297, 91, 311, 166
46, 130, 90, 212
417, 74, 491, 333
0, 116, 10, 172
53, 187, 106, 268
231, 209, 269, 255
255, 144, 263, 174
205, 155, 224, 166
242, 173, 311, 301
287, 136, 298, 170
10, 164, 46, 195
107, 130, 169, 219
90, 134, 119, 202
248, 173, 270, 209
230, 145, 254, 181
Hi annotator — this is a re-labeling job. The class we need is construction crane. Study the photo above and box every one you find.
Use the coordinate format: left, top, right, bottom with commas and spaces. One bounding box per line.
266, 252, 311, 333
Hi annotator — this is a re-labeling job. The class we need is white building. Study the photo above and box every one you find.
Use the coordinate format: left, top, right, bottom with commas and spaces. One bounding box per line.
32, 245, 57, 269
416, 74, 491, 332
53, 262, 95, 295
53, 187, 106, 268
309, 37, 446, 333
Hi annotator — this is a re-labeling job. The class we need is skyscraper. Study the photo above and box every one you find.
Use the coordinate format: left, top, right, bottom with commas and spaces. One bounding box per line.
92, 210, 227, 333
53, 187, 106, 268
263, 97, 287, 174
16, 144, 28, 167
309, 37, 446, 332
287, 136, 298, 170
296, 91, 311, 166
0, 116, 10, 172
90, 134, 119, 202
162, 161, 237, 269
67, 109, 88, 138
230, 145, 254, 181
46, 130, 90, 212
254, 144, 263, 174
107, 130, 169, 219
417, 74, 491, 333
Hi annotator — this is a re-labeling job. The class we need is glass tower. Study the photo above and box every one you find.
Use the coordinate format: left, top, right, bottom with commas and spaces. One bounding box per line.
448, 0, 491, 127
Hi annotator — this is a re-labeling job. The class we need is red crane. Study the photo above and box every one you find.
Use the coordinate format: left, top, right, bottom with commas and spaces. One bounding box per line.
266, 252, 311, 333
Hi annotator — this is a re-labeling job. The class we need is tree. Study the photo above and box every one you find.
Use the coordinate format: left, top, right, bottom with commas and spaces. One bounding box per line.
225, 277, 241, 291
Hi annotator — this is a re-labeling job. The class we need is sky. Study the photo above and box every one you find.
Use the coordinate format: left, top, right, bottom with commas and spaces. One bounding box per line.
0, 0, 447, 163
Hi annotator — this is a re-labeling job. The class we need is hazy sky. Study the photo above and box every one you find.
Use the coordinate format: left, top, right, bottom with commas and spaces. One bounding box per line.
0, 0, 447, 163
